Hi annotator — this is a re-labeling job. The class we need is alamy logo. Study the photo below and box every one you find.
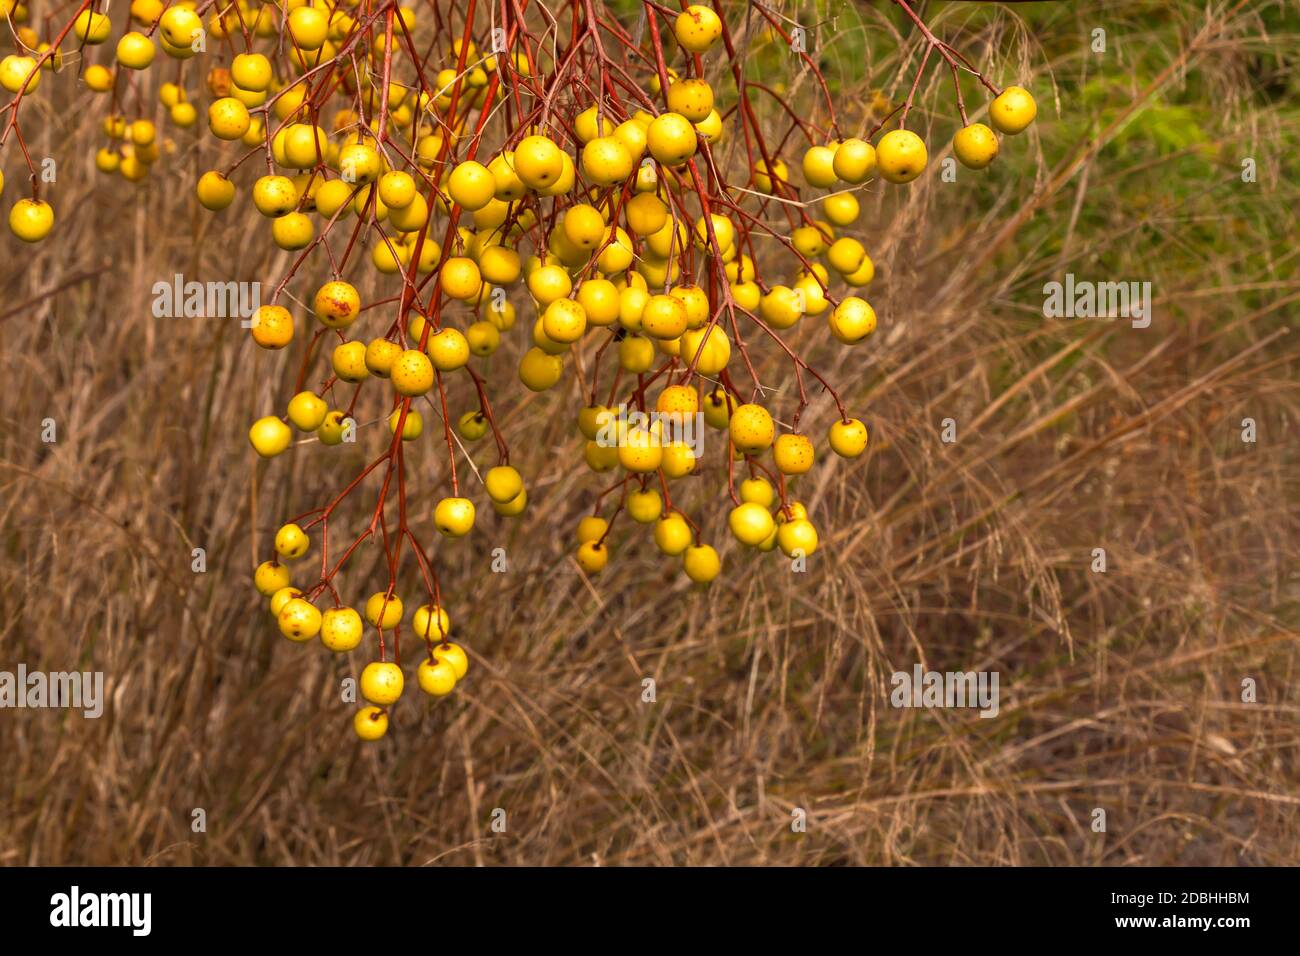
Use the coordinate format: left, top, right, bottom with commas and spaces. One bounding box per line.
151, 274, 261, 320
890, 664, 1000, 718
1043, 273, 1151, 328
50, 886, 151, 936
594, 404, 705, 458
0, 664, 103, 718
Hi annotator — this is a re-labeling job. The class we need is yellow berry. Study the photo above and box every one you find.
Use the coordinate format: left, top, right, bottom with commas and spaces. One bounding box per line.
641, 294, 689, 340
359, 661, 404, 706
274, 522, 310, 559
413, 604, 451, 641
115, 32, 155, 70
695, 109, 724, 144
458, 410, 489, 441
250, 304, 294, 349
84, 64, 113, 93
527, 263, 573, 305
8, 198, 53, 242
575, 538, 609, 574
252, 175, 298, 217
627, 488, 662, 524
667, 79, 714, 123
195, 171, 237, 210
253, 559, 291, 596
231, 52, 272, 92
679, 326, 730, 375
513, 135, 564, 190
159, 7, 202, 48
729, 404, 775, 455
773, 433, 815, 475
682, 544, 721, 583
828, 296, 877, 344
674, 4, 723, 53
427, 327, 471, 371
270, 586, 303, 618
740, 477, 775, 507
661, 442, 696, 478
702, 387, 735, 429
288, 6, 329, 50
617, 430, 663, 473
827, 237, 867, 276
581, 135, 634, 186
416, 658, 457, 696
753, 157, 788, 194
954, 123, 999, 169
625, 193, 668, 236
435, 497, 476, 537
518, 347, 564, 391
829, 418, 869, 458
576, 279, 620, 327
388, 408, 424, 441
208, 97, 251, 140
317, 411, 353, 446
802, 145, 838, 187
378, 170, 417, 209
432, 642, 469, 679
391, 349, 435, 396
989, 86, 1037, 135
74, 10, 113, 45
563, 203, 607, 249
542, 298, 587, 344
832, 138, 876, 183
647, 113, 698, 166
249, 416, 292, 457
320, 606, 364, 652
822, 192, 860, 227
0, 55, 39, 94
440, 257, 482, 301
353, 706, 389, 740
170, 102, 197, 127
278, 597, 322, 642
876, 129, 928, 184
575, 105, 615, 143
577, 516, 608, 544
338, 143, 382, 184
759, 285, 803, 329
314, 280, 361, 328
333, 341, 369, 382
448, 160, 495, 209
365, 338, 402, 377
729, 502, 775, 547
656, 384, 699, 416
654, 514, 693, 556
484, 465, 523, 504
271, 211, 314, 250
364, 592, 404, 629
777, 518, 819, 557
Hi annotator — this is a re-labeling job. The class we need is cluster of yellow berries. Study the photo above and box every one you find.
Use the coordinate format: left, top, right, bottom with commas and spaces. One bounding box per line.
794, 84, 1036, 196
568, 386, 871, 583
253, 523, 470, 741
234, 3, 893, 591
2, 0, 1041, 739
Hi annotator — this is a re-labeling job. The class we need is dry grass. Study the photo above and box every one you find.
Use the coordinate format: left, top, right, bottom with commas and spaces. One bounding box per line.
0, 0, 1297, 865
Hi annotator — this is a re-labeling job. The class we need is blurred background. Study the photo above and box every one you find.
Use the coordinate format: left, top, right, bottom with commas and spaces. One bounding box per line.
0, 0, 1296, 865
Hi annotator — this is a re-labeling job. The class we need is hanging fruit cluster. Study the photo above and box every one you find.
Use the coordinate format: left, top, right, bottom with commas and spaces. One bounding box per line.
1, 1, 1037, 739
